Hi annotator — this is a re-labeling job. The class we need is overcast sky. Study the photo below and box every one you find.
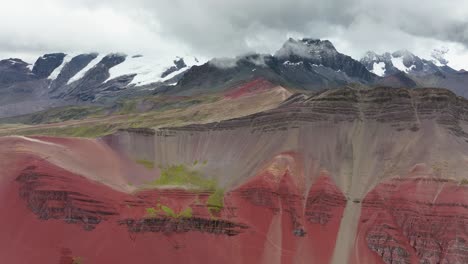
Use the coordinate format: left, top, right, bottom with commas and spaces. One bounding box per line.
1, 0, 468, 69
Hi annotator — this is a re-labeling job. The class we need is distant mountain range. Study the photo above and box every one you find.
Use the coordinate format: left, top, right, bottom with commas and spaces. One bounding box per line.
1, 37, 467, 117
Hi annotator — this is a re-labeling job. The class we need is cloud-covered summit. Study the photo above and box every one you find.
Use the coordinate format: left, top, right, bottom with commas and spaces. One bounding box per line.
1, 0, 468, 69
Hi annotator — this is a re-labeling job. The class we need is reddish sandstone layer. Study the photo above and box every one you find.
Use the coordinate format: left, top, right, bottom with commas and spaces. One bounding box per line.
224, 79, 277, 99
353, 176, 468, 264
0, 138, 348, 264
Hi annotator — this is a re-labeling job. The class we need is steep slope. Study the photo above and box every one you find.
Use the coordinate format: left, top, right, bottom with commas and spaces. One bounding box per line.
0, 81, 292, 138
32, 53, 67, 78
0, 58, 65, 118
361, 50, 447, 77
0, 88, 468, 263
2, 38, 468, 120
361, 50, 468, 97
0, 52, 202, 117
0, 58, 36, 85
168, 38, 376, 95
0, 136, 348, 264
2, 87, 467, 263
275, 38, 375, 82
108, 87, 468, 263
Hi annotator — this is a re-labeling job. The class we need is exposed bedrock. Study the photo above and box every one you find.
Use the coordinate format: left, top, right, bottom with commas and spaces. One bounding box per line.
2, 87, 468, 263
107, 87, 468, 197
1, 139, 350, 263
354, 176, 468, 264
103, 87, 468, 263
16, 165, 119, 231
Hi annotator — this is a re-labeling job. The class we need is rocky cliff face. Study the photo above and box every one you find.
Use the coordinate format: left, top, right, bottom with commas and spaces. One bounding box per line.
0, 52, 198, 117
171, 38, 376, 95
361, 50, 468, 97
2, 38, 468, 119
276, 38, 375, 82
1, 85, 468, 263
32, 53, 66, 79
0, 58, 36, 85
97, 87, 468, 263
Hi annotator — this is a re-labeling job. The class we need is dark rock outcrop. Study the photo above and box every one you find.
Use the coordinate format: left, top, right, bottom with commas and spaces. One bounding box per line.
160, 87, 468, 135
276, 38, 375, 82
31, 53, 66, 78
49, 53, 98, 93
119, 217, 248, 236
161, 57, 187, 78
16, 166, 119, 231
171, 38, 377, 95
60, 53, 127, 101
0, 58, 36, 86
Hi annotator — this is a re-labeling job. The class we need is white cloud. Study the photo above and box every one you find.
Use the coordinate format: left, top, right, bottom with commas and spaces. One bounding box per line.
0, 0, 468, 70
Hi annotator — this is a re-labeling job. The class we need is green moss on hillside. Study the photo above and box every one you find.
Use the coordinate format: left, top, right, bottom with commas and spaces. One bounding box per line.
0, 106, 104, 125
146, 204, 193, 219
18, 123, 118, 138
179, 207, 193, 218
146, 207, 158, 217
136, 159, 155, 169
150, 164, 217, 190
207, 188, 225, 213
147, 164, 225, 214
72, 257, 83, 264
160, 205, 177, 218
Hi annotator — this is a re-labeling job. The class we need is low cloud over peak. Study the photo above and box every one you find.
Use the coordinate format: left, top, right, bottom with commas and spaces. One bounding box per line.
1, 0, 468, 70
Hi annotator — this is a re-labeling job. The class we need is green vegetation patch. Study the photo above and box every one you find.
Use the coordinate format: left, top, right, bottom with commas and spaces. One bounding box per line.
179, 207, 193, 218
136, 159, 155, 169
118, 100, 138, 114
72, 257, 83, 264
146, 164, 225, 214
207, 188, 225, 213
146, 204, 193, 218
160, 205, 177, 218
146, 207, 158, 217
461, 178, 468, 185
0, 105, 104, 125
15, 123, 118, 138
149, 164, 217, 190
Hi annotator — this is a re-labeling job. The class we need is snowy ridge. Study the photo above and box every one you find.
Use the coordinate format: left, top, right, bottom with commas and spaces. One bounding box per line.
372, 62, 386, 76
283, 60, 304, 66
361, 49, 457, 77
48, 54, 73, 80
391, 56, 415, 73
67, 54, 103, 84
107, 55, 202, 86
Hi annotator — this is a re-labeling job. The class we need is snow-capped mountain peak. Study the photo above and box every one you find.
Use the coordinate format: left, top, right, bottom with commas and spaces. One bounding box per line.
48, 54, 74, 80
431, 47, 449, 66
275, 38, 338, 59
360, 49, 454, 77
106, 54, 202, 86
67, 53, 104, 84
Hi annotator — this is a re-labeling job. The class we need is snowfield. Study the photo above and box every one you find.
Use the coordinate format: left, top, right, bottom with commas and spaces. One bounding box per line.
106, 55, 203, 86
372, 62, 386, 76
48, 54, 74, 80
391, 56, 415, 73
67, 54, 104, 84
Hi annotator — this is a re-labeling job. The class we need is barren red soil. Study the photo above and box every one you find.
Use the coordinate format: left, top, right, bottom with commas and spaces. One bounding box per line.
224, 79, 277, 99
2, 135, 468, 264
353, 176, 468, 264
0, 137, 348, 264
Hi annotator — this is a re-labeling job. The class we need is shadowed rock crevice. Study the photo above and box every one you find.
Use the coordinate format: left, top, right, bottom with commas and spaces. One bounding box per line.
16, 166, 119, 230
118, 217, 248, 236
361, 178, 468, 264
